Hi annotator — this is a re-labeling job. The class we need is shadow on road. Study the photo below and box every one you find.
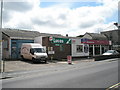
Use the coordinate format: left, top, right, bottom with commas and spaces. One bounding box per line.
20, 59, 48, 64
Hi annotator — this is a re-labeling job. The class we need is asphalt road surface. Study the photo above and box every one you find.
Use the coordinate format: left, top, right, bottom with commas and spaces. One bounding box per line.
2, 58, 119, 88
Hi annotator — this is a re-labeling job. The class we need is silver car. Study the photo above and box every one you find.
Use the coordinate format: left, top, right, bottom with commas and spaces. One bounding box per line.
102, 50, 119, 55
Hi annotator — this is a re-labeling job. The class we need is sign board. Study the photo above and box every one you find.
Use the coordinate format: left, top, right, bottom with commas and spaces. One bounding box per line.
49, 36, 53, 41
48, 51, 55, 54
55, 44, 60, 46
113, 45, 120, 47
67, 55, 72, 64
49, 37, 71, 44
81, 38, 109, 45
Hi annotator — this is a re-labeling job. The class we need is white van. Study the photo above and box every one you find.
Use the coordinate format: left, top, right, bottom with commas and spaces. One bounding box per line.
21, 43, 48, 63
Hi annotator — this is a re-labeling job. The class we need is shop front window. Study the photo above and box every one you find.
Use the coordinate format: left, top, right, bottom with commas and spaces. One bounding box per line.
95, 45, 100, 55
84, 44, 89, 53
76, 45, 83, 53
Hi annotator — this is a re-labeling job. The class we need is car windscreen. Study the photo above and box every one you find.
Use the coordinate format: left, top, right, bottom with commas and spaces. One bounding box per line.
32, 48, 45, 53
106, 50, 114, 53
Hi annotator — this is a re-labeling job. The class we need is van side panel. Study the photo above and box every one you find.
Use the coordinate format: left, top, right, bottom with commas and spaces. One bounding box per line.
21, 45, 32, 60
21, 43, 48, 62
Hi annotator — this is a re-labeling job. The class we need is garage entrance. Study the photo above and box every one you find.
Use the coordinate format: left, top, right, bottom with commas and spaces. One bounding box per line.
11, 39, 34, 59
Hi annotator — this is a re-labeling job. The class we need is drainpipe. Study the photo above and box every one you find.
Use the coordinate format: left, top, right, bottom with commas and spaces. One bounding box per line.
93, 45, 95, 56
100, 45, 102, 55
0, 31, 2, 71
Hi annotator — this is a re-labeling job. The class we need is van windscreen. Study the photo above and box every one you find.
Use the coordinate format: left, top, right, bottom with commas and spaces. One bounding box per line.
33, 48, 45, 53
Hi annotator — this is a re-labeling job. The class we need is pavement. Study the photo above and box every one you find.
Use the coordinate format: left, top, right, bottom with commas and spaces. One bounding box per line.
1, 59, 94, 72
0, 58, 94, 79
2, 58, 119, 88
0, 58, 118, 80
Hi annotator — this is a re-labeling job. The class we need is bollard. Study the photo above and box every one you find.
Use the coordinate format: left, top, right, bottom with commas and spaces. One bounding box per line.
1, 60, 5, 73
67, 55, 72, 65
3, 60, 5, 72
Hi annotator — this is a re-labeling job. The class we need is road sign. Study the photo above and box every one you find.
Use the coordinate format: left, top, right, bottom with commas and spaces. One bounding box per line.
55, 44, 60, 46
67, 55, 72, 64
49, 36, 53, 41
48, 51, 55, 54
50, 37, 71, 44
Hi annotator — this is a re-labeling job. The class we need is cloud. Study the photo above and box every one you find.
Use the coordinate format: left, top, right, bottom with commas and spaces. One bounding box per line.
4, 2, 33, 12
32, 18, 67, 28
2, 10, 12, 22
2, 0, 118, 36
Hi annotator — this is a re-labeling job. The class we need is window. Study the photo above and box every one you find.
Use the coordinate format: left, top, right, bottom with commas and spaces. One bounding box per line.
48, 47, 53, 51
76, 45, 83, 53
33, 48, 45, 53
60, 44, 64, 51
12, 41, 16, 44
3, 40, 9, 50
51, 47, 53, 51
84, 44, 89, 53
30, 48, 34, 55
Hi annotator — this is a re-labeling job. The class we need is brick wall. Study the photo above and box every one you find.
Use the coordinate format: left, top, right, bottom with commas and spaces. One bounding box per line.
42, 37, 71, 60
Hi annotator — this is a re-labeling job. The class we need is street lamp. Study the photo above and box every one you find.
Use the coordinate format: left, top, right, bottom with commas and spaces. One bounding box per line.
0, 0, 3, 29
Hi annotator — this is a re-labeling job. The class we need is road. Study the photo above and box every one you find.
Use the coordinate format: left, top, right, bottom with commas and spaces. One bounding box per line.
2, 58, 119, 88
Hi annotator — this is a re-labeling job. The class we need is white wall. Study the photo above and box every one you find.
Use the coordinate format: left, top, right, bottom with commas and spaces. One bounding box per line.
82, 34, 92, 39
34, 36, 43, 45
72, 39, 89, 57
0, 31, 2, 60
34, 36, 47, 52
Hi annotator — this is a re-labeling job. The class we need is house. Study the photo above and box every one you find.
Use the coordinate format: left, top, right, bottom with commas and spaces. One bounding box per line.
101, 29, 120, 52
81, 33, 110, 56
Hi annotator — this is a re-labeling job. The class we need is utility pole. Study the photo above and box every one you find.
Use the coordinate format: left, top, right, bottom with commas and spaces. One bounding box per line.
0, 0, 3, 29
0, 0, 3, 73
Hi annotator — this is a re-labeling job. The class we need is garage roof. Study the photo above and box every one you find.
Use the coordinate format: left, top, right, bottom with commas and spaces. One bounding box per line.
2, 28, 62, 39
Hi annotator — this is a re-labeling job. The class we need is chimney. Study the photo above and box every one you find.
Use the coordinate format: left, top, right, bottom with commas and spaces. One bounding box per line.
66, 34, 68, 37
114, 22, 120, 29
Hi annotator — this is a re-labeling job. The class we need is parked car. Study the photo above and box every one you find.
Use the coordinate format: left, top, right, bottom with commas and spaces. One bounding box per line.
102, 50, 119, 55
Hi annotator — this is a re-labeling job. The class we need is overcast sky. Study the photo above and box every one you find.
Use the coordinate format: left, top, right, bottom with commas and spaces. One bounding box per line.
1, 0, 118, 36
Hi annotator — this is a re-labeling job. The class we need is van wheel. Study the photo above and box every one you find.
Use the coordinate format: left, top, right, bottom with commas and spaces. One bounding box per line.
44, 60, 47, 64
21, 55, 25, 61
32, 58, 36, 63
